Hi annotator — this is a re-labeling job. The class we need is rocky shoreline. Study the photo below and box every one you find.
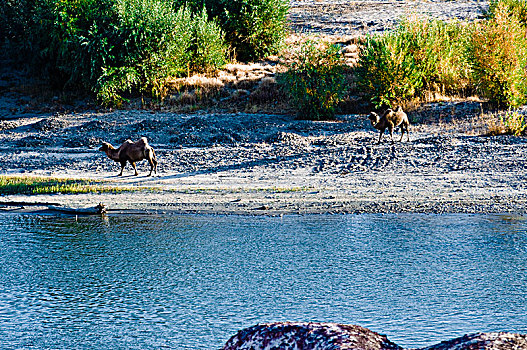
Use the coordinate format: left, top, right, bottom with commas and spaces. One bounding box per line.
289, 0, 488, 36
222, 322, 527, 350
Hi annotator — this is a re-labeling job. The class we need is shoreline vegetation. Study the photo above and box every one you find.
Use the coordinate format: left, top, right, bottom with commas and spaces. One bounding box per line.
0, 0, 526, 216
1, 0, 527, 115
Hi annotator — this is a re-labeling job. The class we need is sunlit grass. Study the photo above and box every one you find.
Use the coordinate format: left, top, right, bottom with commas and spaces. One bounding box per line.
0, 177, 316, 196
0, 176, 131, 195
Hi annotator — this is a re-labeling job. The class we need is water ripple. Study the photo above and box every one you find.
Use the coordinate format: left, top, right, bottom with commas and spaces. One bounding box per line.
0, 213, 526, 349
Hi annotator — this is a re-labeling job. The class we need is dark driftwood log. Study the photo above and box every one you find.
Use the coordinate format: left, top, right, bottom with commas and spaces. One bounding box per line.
47, 203, 107, 215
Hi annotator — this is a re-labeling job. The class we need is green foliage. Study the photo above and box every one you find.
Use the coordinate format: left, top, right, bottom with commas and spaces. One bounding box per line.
96, 66, 141, 107
175, 0, 289, 62
486, 0, 527, 24
188, 8, 227, 73
356, 17, 472, 108
469, 2, 527, 108
356, 33, 424, 109
221, 0, 289, 61
279, 40, 347, 120
357, 4, 527, 109
501, 111, 527, 136
27, 0, 117, 87
96, 2, 194, 105
0, 0, 37, 47
0, 176, 126, 194
1, 0, 227, 105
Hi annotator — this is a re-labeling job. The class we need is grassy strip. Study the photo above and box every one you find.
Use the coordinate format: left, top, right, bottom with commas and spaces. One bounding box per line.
0, 176, 315, 196
0, 176, 131, 195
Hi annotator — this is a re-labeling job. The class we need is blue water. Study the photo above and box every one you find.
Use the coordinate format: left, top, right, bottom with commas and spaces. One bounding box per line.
0, 213, 526, 349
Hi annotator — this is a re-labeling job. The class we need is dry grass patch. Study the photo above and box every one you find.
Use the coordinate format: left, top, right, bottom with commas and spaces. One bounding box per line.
485, 110, 527, 136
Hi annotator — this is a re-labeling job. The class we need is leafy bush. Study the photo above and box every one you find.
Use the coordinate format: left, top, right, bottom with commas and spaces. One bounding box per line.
356, 32, 424, 108
502, 111, 527, 136
279, 40, 347, 120
486, 0, 527, 24
187, 8, 227, 74
469, 2, 527, 108
220, 0, 289, 61
26, 0, 117, 87
99, 2, 226, 105
96, 1, 194, 105
356, 17, 472, 108
2, 0, 227, 105
0, 0, 36, 48
175, 0, 289, 62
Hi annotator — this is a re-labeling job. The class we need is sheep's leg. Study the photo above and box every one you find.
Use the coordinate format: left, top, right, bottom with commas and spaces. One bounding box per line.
399, 125, 405, 142
152, 150, 158, 175
119, 161, 126, 176
146, 149, 156, 176
406, 124, 410, 142
388, 124, 395, 143
147, 163, 152, 176
377, 130, 384, 144
130, 161, 138, 176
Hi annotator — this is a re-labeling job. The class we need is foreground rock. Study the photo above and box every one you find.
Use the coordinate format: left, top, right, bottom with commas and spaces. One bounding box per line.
222, 323, 402, 350
222, 322, 527, 350
422, 332, 527, 350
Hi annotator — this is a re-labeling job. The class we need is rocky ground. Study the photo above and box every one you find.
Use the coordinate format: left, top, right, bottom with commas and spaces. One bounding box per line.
289, 0, 488, 35
3, 0, 527, 216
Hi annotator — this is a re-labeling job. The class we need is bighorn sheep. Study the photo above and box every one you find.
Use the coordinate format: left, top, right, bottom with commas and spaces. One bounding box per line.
99, 137, 158, 176
368, 106, 410, 143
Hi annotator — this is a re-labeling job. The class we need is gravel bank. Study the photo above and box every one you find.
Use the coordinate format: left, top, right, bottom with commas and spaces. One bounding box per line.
1, 103, 526, 215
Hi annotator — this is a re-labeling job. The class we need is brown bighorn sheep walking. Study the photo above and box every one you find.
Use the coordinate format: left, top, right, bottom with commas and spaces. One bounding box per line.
99, 137, 158, 176
368, 106, 410, 144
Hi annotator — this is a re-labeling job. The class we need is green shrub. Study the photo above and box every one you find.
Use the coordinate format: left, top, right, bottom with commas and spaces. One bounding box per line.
486, 0, 527, 24
27, 0, 117, 87
356, 17, 472, 108
2, 0, 227, 105
99, 2, 226, 104
176, 0, 289, 62
221, 0, 289, 61
356, 32, 424, 108
96, 1, 194, 104
279, 40, 347, 120
502, 111, 527, 136
487, 110, 527, 136
0, 0, 36, 48
469, 2, 527, 108
187, 8, 227, 74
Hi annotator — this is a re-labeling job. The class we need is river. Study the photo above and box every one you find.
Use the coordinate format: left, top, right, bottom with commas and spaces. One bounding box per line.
0, 213, 526, 349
